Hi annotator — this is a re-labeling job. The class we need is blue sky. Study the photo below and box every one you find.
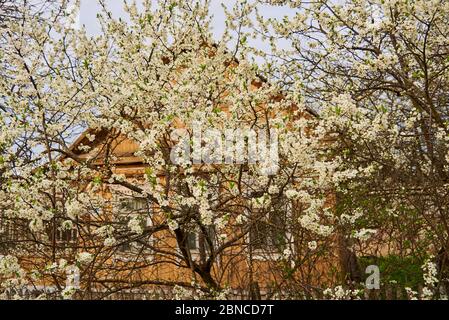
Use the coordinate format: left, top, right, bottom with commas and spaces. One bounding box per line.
79, 0, 235, 38
78, 0, 294, 50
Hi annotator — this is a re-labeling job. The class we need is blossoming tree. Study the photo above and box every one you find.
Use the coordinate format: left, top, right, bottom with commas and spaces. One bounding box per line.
0, 0, 339, 299
240, 0, 449, 298
1, 0, 448, 300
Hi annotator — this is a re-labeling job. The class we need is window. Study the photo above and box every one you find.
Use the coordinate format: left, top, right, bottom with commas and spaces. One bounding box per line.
0, 216, 33, 251
116, 197, 153, 254
117, 197, 152, 229
249, 201, 292, 253
186, 232, 199, 250
119, 197, 149, 213
184, 226, 215, 253
0, 217, 21, 247
117, 241, 131, 253
250, 212, 287, 251
55, 228, 78, 243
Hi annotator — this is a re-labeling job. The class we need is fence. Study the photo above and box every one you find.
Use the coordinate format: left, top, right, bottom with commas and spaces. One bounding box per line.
2, 284, 438, 300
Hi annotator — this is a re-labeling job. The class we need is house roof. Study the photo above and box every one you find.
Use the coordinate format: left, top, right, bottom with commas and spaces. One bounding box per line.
63, 45, 318, 164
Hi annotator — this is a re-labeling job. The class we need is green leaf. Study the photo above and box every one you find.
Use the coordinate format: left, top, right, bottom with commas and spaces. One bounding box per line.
198, 180, 206, 192
93, 176, 102, 185
145, 168, 157, 186
411, 70, 424, 79
334, 106, 342, 115
169, 3, 177, 11
35, 167, 44, 178
165, 114, 175, 122
145, 167, 153, 176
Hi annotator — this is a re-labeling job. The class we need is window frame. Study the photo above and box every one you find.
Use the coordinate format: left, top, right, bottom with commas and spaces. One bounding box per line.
247, 200, 294, 260
115, 196, 155, 260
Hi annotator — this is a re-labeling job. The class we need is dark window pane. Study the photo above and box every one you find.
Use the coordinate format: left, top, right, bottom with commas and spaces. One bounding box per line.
186, 232, 197, 250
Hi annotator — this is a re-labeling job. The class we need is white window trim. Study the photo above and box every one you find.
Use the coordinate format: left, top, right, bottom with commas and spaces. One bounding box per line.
55, 227, 78, 244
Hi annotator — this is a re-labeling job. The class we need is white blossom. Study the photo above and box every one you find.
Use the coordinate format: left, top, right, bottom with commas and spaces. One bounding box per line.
76, 252, 93, 265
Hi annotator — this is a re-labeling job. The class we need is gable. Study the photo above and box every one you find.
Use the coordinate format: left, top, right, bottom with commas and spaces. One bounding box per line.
64, 128, 142, 166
